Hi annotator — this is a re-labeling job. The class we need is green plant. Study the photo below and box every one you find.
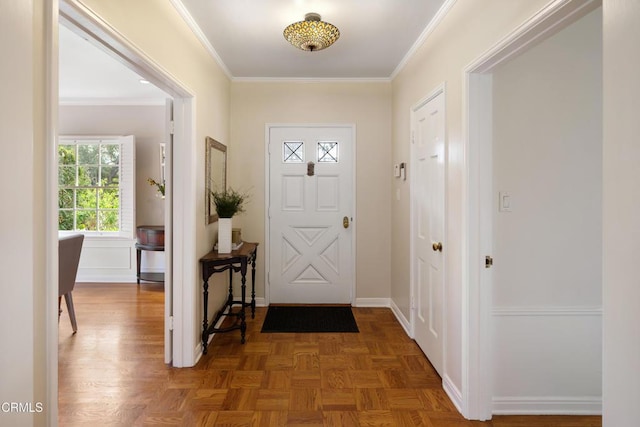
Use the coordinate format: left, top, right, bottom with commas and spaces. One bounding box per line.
212, 187, 248, 218
147, 178, 165, 196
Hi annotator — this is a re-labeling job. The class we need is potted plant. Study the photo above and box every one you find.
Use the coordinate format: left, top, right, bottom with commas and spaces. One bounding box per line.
211, 187, 248, 253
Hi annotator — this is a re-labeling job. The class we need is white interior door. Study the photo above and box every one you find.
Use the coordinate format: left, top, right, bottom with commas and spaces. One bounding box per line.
268, 125, 354, 304
411, 90, 445, 376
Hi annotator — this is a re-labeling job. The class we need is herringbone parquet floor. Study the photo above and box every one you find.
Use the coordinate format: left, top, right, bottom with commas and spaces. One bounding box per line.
58, 283, 602, 426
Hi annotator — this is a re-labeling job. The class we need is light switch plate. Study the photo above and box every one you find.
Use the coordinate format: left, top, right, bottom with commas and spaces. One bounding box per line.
499, 191, 511, 212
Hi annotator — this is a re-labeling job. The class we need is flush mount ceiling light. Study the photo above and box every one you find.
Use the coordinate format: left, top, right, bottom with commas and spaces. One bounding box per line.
283, 13, 340, 52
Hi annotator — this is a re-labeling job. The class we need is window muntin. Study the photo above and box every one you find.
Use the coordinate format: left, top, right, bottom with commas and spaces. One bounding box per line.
58, 140, 121, 233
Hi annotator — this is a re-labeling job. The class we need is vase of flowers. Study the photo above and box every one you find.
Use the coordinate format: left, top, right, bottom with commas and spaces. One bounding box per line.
211, 187, 248, 253
147, 178, 165, 199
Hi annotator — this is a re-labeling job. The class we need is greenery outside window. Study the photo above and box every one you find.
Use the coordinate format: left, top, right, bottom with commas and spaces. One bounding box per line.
58, 136, 135, 238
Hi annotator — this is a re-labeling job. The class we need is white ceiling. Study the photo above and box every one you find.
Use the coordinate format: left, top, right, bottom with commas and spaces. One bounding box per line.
59, 0, 447, 101
58, 25, 168, 103
176, 0, 447, 79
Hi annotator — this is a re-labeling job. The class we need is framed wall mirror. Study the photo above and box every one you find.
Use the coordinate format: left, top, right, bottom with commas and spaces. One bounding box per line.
206, 137, 227, 224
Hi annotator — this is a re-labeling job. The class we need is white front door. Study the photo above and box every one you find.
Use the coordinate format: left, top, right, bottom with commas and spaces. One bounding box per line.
268, 125, 354, 304
411, 90, 445, 376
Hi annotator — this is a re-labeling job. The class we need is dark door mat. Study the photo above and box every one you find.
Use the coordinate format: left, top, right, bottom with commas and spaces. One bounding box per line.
261, 305, 359, 333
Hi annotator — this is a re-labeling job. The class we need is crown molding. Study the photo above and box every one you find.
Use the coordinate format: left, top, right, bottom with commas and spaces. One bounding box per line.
231, 77, 391, 84
168, 0, 233, 79
389, 0, 458, 80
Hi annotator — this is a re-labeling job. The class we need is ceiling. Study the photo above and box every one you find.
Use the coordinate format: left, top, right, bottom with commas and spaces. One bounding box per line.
59, 25, 168, 102
176, 0, 447, 79
59, 0, 447, 101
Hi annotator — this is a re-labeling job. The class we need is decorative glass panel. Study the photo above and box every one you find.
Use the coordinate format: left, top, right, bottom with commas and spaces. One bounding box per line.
283, 141, 304, 163
317, 141, 338, 163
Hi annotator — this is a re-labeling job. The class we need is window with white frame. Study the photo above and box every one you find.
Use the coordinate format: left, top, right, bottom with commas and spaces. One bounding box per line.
58, 136, 135, 238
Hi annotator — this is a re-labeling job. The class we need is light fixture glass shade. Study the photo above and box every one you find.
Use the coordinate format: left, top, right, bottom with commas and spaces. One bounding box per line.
283, 13, 340, 52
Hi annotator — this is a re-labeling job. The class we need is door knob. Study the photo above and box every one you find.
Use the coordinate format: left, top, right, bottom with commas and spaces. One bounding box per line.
343, 216, 350, 229
432, 242, 443, 252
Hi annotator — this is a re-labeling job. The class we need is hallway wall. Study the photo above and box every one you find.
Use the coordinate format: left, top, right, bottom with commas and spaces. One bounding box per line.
391, 0, 550, 406
230, 81, 392, 304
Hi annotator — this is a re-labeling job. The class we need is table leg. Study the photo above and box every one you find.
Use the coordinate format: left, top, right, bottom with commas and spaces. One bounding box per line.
136, 248, 141, 285
250, 252, 257, 319
227, 268, 234, 306
240, 260, 247, 344
202, 278, 209, 354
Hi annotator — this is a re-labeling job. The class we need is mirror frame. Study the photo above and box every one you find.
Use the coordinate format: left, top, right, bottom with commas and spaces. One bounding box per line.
205, 137, 227, 224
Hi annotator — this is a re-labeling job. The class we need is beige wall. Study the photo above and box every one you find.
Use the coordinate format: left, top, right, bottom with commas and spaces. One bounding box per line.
230, 82, 392, 302
391, 0, 549, 397
0, 1, 48, 425
603, 0, 640, 424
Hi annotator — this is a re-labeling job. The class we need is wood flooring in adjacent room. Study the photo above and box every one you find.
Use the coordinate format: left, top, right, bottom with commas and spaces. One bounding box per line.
58, 283, 602, 426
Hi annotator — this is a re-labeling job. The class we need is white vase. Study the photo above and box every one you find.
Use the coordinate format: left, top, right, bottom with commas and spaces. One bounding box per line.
218, 217, 233, 253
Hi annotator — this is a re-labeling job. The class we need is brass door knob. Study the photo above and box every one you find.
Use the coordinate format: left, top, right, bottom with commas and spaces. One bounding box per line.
432, 242, 443, 252
343, 216, 350, 229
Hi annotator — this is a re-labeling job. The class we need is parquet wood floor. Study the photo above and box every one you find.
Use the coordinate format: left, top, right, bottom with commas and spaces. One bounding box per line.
58, 283, 602, 426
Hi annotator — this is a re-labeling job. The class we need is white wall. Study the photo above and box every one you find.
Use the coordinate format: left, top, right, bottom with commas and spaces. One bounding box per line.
59, 105, 167, 280
0, 1, 49, 425
491, 8, 602, 413
603, 0, 640, 425
230, 82, 392, 305
392, 0, 550, 405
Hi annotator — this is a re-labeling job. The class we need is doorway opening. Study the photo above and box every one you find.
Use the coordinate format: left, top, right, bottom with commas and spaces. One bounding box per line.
49, 0, 198, 420
463, 0, 602, 420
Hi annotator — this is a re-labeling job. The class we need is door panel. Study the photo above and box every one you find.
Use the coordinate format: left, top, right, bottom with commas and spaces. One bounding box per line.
412, 91, 445, 376
269, 126, 354, 304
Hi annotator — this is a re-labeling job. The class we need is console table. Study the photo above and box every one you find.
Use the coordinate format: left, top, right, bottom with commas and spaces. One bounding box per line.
200, 242, 258, 354
135, 225, 164, 284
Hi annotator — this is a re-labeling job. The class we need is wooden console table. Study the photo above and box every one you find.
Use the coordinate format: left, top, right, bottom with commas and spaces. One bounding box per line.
135, 225, 164, 284
200, 242, 258, 354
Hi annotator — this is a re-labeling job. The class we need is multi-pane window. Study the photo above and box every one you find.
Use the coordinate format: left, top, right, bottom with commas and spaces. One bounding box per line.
58, 140, 122, 232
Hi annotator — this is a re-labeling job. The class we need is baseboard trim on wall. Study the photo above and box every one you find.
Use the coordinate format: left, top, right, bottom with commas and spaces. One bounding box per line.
492, 306, 603, 317
354, 298, 390, 307
443, 374, 464, 414
254, 297, 266, 307
389, 299, 412, 337
76, 275, 137, 283
493, 396, 602, 415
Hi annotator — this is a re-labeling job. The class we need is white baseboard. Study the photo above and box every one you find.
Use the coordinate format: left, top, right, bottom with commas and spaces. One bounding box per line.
192, 306, 229, 366
76, 274, 137, 283
353, 298, 390, 307
389, 299, 412, 337
443, 374, 464, 414
254, 297, 266, 307
493, 396, 602, 415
